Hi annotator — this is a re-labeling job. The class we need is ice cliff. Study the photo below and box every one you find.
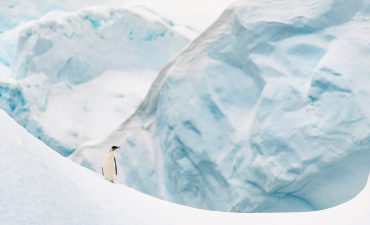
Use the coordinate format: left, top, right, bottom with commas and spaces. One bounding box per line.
73, 0, 370, 212
0, 6, 192, 156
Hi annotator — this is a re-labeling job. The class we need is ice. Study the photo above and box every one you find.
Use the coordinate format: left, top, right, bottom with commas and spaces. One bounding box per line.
0, 6, 192, 156
0, 0, 127, 33
0, 0, 246, 35
10, 7, 192, 83
73, 0, 370, 212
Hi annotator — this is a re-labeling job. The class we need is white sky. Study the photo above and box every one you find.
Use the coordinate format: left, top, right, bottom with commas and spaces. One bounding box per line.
122, 0, 238, 31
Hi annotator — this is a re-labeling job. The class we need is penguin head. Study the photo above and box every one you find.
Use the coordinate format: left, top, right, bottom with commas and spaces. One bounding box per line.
111, 146, 120, 152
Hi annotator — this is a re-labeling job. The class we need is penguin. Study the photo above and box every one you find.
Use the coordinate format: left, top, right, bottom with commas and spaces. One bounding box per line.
102, 146, 119, 183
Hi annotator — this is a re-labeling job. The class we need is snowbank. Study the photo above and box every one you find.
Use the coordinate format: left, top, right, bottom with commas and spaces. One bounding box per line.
73, 0, 370, 212
0, 109, 369, 224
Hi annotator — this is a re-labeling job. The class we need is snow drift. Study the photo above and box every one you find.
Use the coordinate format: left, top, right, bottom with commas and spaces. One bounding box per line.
73, 0, 370, 212
0, 109, 370, 224
0, 6, 192, 156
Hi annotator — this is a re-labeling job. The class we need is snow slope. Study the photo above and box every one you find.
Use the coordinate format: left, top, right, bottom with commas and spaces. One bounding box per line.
0, 110, 370, 224
0, 6, 192, 156
73, 0, 370, 212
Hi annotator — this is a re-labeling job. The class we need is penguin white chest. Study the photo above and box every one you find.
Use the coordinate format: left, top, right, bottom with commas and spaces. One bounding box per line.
102, 152, 117, 182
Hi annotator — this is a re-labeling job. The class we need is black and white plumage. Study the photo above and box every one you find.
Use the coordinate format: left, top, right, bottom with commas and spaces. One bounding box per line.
102, 146, 119, 183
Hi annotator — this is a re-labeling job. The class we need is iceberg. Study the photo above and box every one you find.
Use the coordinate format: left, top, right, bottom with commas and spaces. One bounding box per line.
73, 0, 370, 212
0, 6, 192, 156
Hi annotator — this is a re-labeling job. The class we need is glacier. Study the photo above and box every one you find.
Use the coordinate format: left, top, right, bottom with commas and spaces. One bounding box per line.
73, 0, 370, 212
1, 108, 370, 225
0, 6, 192, 156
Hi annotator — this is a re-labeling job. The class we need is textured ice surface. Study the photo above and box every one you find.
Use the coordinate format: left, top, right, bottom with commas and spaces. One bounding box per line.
0, 6, 192, 155
6, 6, 192, 83
73, 0, 370, 212
0, 0, 126, 33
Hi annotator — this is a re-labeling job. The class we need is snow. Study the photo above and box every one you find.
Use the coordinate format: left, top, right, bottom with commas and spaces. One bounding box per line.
0, 109, 370, 224
0, 6, 192, 156
73, 0, 370, 212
